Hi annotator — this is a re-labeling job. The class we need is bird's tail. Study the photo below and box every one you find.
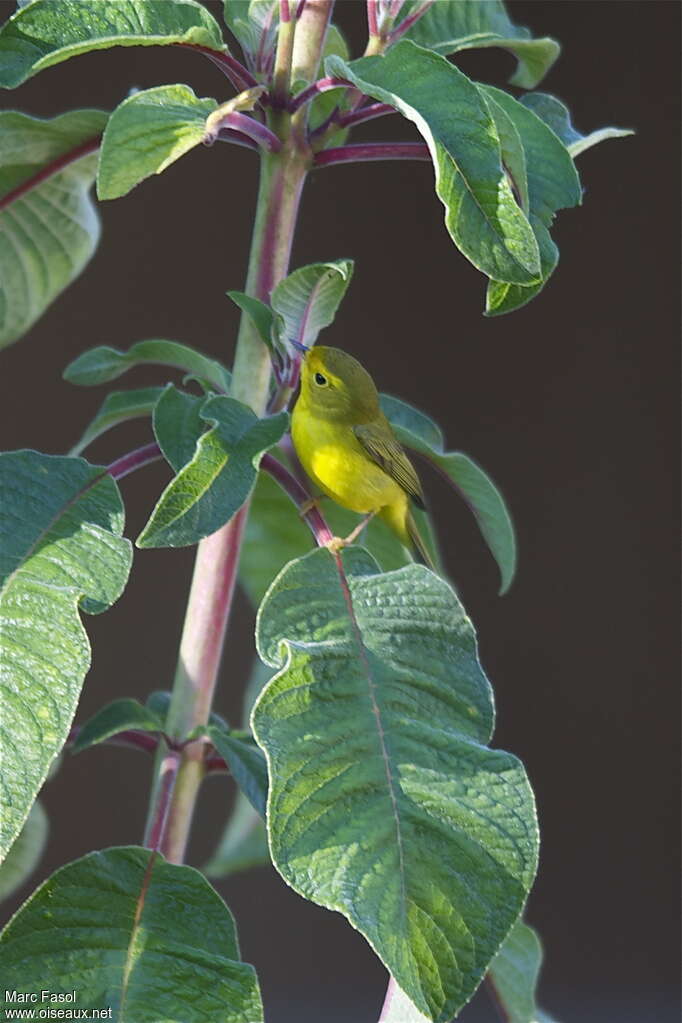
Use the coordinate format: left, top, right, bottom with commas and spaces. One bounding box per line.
406, 507, 436, 572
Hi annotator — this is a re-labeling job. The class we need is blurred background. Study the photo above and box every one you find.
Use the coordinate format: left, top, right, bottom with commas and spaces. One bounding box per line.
1, 2, 679, 1020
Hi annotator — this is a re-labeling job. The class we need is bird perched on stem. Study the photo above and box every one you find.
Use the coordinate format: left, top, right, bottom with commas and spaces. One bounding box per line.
291, 345, 434, 568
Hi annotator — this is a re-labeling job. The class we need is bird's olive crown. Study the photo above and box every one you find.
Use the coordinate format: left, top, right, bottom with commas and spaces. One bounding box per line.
301, 346, 381, 422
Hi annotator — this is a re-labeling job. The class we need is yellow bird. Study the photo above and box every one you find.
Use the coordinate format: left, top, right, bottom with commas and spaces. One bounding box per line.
291, 345, 434, 568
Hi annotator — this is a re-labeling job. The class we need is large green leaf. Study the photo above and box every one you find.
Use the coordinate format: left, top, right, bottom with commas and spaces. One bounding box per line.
0, 847, 263, 1021
0, 0, 226, 89
479, 86, 581, 316
403, 0, 559, 89
64, 338, 231, 393
271, 259, 354, 348
138, 397, 288, 548
0, 109, 106, 348
70, 386, 164, 456
327, 43, 541, 286
253, 548, 538, 1022
0, 801, 48, 902
489, 920, 558, 1023
520, 92, 633, 158
0, 451, 132, 862
380, 394, 516, 593
98, 84, 218, 201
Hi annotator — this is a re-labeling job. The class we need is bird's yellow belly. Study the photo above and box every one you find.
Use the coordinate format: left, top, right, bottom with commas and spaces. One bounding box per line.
292, 412, 402, 514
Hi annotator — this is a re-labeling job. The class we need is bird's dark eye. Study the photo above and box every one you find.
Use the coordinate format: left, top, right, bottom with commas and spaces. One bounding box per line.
314, 372, 328, 386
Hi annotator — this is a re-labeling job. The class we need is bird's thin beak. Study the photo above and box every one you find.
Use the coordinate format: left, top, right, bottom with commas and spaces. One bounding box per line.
290, 339, 309, 354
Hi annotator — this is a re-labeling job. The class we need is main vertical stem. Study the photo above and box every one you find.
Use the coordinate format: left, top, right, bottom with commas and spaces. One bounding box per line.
144, 150, 311, 866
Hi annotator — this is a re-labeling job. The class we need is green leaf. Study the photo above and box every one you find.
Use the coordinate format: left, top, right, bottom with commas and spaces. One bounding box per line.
227, 290, 275, 350
71, 698, 163, 755
64, 338, 231, 392
0, 846, 264, 1021
271, 259, 354, 348
402, 0, 559, 89
253, 548, 538, 1022
97, 84, 217, 200
205, 658, 272, 878
153, 384, 208, 471
485, 94, 529, 215
0, 801, 48, 902
0, 108, 106, 348
488, 920, 558, 1023
138, 398, 288, 548
0, 451, 132, 862
479, 86, 581, 317
208, 725, 268, 818
0, 0, 226, 89
328, 44, 541, 286
380, 394, 516, 594
70, 386, 164, 456
222, 0, 278, 63
520, 92, 634, 158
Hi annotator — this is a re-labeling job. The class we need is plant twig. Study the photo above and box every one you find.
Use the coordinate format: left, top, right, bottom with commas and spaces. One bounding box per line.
107, 442, 163, 480
289, 75, 350, 112
261, 452, 334, 546
388, 0, 436, 44
337, 102, 397, 129
314, 142, 431, 167
182, 42, 259, 92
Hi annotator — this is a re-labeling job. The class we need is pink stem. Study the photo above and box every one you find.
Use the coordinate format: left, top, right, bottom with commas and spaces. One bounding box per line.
217, 128, 260, 152
314, 142, 431, 167
337, 102, 397, 129
289, 76, 351, 112
367, 0, 379, 37
205, 111, 282, 151
107, 442, 163, 480
388, 0, 436, 43
0, 136, 101, 212
280, 0, 291, 21
180, 43, 259, 92
295, 0, 307, 16
261, 452, 334, 546
147, 751, 182, 853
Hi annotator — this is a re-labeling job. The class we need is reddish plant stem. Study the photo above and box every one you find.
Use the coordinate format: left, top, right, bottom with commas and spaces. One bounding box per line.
289, 75, 351, 112
107, 442, 163, 480
205, 111, 282, 151
337, 102, 397, 129
388, 0, 436, 43
217, 128, 260, 152
146, 751, 182, 853
181, 42, 259, 92
314, 142, 431, 167
261, 452, 334, 545
0, 136, 101, 211
367, 0, 379, 37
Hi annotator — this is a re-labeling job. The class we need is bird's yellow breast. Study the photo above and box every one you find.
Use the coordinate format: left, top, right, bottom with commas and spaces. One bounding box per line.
291, 406, 403, 515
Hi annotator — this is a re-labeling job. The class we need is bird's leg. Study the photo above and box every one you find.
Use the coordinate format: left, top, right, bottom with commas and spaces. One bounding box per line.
298, 494, 325, 517
326, 511, 377, 554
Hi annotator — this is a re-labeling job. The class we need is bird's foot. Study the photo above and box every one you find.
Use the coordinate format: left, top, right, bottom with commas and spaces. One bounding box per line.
325, 512, 377, 554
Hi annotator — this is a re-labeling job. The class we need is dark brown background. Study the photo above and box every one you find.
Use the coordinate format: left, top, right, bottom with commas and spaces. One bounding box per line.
1, 2, 679, 1020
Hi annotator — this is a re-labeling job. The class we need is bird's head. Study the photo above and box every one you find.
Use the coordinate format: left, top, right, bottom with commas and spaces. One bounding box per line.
298, 346, 380, 422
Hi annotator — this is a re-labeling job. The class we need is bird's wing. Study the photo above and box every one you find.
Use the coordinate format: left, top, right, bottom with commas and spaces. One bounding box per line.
354, 420, 426, 510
